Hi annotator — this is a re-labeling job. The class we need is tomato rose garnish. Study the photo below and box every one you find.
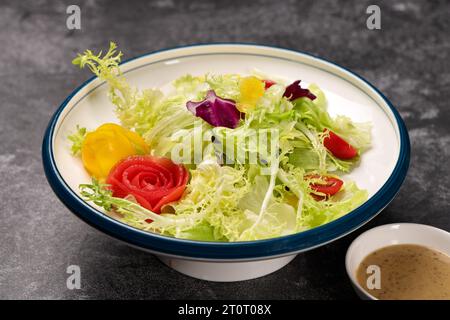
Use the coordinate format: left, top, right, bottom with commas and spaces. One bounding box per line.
106, 156, 189, 213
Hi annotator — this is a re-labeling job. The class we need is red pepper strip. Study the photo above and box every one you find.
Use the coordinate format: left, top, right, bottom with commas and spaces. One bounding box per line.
306, 174, 343, 201
263, 79, 276, 89
323, 129, 358, 160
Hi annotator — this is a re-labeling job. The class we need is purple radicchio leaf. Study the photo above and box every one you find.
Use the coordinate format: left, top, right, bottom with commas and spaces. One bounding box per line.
283, 80, 316, 101
186, 90, 241, 128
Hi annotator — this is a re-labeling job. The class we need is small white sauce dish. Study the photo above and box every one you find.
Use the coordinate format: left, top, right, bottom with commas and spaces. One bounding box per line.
345, 223, 450, 300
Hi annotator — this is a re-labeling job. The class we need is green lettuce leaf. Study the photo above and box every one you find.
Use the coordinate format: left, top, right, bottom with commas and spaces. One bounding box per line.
67, 125, 87, 156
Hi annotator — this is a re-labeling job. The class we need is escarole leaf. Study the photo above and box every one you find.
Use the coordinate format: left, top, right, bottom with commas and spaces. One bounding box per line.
72, 42, 197, 157
72, 42, 138, 118
308, 84, 371, 152
299, 180, 368, 228
237, 173, 297, 241
168, 157, 251, 241
330, 116, 372, 152
276, 167, 368, 230
289, 84, 371, 172
68, 125, 88, 156
205, 73, 241, 101
173, 74, 208, 101
72, 42, 162, 135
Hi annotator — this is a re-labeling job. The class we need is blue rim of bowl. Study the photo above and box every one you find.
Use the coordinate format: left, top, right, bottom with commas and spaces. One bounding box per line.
42, 43, 410, 261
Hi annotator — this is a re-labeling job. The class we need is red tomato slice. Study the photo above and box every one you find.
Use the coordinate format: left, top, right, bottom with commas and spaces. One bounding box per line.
323, 129, 358, 159
306, 174, 343, 200
263, 79, 276, 89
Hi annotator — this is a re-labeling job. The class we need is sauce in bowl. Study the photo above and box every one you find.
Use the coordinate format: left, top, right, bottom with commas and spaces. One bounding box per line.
356, 244, 450, 300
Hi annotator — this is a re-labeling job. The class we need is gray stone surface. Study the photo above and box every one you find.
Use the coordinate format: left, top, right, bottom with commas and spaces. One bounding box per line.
0, 0, 449, 299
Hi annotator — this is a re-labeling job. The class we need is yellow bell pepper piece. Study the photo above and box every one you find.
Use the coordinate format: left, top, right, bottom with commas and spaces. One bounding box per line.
237, 76, 265, 113
81, 123, 149, 180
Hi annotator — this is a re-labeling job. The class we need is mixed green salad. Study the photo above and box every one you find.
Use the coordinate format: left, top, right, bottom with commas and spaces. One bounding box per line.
69, 42, 371, 242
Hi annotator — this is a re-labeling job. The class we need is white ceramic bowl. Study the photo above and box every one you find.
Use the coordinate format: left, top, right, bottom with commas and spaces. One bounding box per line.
346, 223, 450, 299
42, 44, 410, 281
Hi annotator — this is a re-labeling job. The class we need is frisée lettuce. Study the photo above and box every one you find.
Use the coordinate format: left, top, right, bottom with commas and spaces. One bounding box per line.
72, 42, 371, 242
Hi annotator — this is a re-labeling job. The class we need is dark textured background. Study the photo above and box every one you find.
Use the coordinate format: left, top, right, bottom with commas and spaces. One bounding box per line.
0, 0, 449, 299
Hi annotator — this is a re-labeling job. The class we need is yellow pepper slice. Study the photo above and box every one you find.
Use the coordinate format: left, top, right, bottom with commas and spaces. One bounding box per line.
81, 123, 149, 180
237, 76, 265, 113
